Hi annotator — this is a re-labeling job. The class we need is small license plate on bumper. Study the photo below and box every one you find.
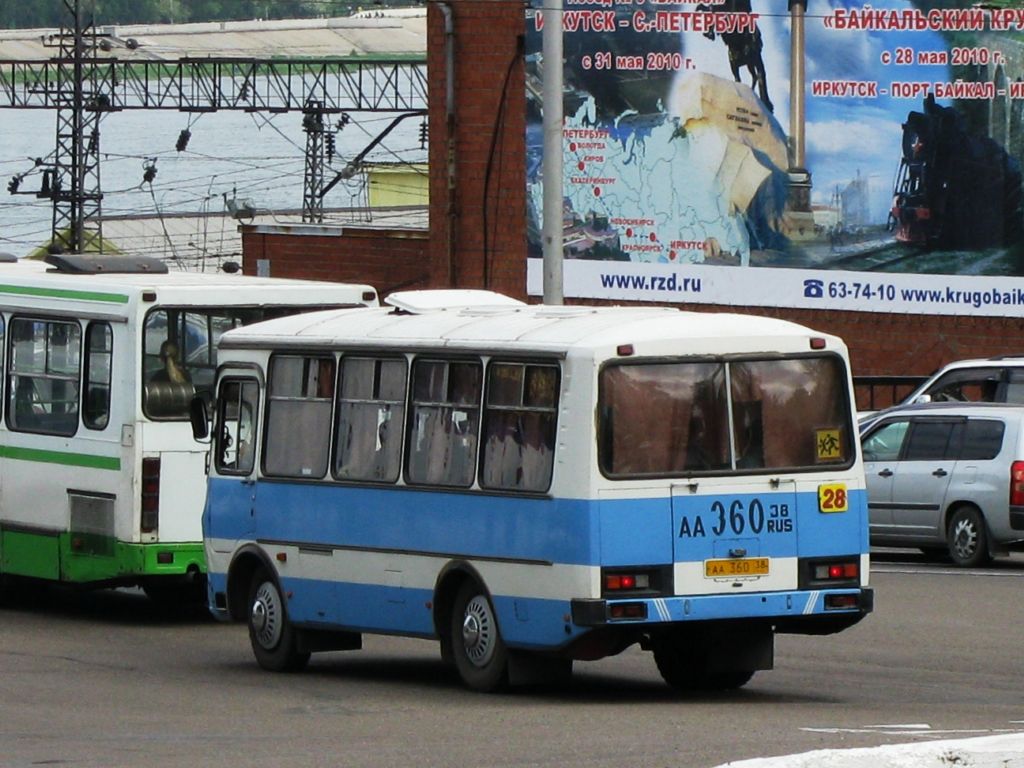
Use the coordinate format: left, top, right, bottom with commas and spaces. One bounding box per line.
705, 557, 770, 578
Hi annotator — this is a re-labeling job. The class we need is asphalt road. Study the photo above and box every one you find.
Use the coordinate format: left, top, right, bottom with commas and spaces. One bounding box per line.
1, 552, 1022, 768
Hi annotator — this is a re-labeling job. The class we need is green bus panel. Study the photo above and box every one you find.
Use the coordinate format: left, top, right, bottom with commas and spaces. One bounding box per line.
0, 528, 206, 585
1, 529, 61, 580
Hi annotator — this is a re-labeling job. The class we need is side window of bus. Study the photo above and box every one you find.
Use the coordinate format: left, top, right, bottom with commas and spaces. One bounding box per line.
334, 356, 407, 483
84, 322, 112, 430
407, 359, 482, 487
263, 355, 335, 478
7, 317, 81, 436
216, 379, 259, 475
209, 315, 242, 377
143, 310, 196, 420
480, 362, 559, 493
183, 311, 221, 393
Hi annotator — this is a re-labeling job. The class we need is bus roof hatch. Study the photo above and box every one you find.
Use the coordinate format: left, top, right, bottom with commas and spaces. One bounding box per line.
385, 289, 525, 314
45, 254, 170, 275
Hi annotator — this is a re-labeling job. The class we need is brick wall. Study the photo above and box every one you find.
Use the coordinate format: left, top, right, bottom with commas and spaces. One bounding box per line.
428, 0, 527, 296
241, 226, 430, 295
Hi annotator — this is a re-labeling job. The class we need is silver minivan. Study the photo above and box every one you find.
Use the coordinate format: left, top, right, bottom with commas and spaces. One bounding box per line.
860, 402, 1024, 566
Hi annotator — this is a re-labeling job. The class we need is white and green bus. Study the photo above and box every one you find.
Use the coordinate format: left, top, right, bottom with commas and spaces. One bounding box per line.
0, 255, 376, 601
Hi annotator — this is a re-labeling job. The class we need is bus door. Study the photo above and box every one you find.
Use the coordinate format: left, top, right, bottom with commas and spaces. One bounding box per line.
207, 375, 261, 550
670, 478, 799, 596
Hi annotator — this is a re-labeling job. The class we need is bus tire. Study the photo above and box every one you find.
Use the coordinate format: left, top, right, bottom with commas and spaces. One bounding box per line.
450, 581, 508, 692
653, 643, 754, 691
247, 567, 310, 673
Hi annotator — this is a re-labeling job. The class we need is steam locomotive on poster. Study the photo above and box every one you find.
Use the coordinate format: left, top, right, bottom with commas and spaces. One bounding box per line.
888, 94, 1024, 250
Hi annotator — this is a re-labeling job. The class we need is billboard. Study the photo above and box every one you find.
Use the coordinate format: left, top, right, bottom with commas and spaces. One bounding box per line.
524, 0, 1024, 316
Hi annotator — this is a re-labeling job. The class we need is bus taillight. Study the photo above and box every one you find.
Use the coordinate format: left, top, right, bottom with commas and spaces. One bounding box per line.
141, 457, 160, 534
605, 573, 646, 591
824, 594, 861, 610
804, 558, 859, 587
608, 602, 647, 620
601, 567, 671, 596
820, 563, 859, 580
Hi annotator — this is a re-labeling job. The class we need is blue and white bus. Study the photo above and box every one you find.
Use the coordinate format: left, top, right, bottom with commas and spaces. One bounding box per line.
198, 290, 873, 691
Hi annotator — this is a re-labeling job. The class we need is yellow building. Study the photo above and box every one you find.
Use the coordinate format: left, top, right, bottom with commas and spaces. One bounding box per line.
366, 163, 429, 207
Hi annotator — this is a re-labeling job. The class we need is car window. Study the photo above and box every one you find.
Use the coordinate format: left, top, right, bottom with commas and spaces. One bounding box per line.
923, 368, 1002, 403
1004, 370, 1024, 404
960, 419, 1005, 461
904, 420, 959, 461
862, 420, 909, 462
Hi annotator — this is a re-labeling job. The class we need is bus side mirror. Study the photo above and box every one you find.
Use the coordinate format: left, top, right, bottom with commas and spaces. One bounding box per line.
190, 395, 210, 441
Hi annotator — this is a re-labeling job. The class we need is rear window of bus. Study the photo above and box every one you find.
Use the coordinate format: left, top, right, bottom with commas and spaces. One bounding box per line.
599, 356, 853, 477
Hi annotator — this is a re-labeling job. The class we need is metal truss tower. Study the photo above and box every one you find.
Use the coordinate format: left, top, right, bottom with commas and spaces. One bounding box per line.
302, 102, 328, 224
0, 5, 428, 251
49, 0, 103, 254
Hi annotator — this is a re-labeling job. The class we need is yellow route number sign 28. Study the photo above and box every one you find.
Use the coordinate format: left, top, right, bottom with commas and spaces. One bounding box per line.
818, 483, 848, 514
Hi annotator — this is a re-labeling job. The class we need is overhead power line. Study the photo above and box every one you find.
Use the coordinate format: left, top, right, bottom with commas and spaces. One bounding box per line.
0, 0, 428, 251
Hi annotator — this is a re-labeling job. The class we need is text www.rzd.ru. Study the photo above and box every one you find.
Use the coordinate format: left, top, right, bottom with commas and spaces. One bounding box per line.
600, 273, 702, 293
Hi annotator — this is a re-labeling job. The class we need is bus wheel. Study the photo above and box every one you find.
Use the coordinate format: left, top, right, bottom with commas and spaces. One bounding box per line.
248, 568, 310, 673
450, 581, 508, 692
653, 644, 754, 691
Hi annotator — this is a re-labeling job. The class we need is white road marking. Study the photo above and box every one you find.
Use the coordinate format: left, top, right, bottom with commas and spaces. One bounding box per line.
800, 722, 1024, 738
801, 726, 1021, 737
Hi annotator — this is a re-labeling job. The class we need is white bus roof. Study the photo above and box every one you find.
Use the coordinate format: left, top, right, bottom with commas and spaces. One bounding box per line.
0, 259, 377, 307
219, 291, 843, 356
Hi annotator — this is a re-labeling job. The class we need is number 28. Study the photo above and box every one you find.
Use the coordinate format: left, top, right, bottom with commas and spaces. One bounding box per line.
819, 484, 848, 513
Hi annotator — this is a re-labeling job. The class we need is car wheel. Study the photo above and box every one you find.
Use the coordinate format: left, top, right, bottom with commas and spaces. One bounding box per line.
450, 581, 508, 692
248, 567, 310, 672
947, 506, 990, 568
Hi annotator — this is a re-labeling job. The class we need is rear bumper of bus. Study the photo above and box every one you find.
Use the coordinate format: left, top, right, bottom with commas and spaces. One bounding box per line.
0, 524, 206, 586
571, 587, 873, 635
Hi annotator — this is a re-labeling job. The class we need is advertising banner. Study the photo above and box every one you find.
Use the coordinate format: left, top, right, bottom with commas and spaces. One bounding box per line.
524, 0, 1024, 316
